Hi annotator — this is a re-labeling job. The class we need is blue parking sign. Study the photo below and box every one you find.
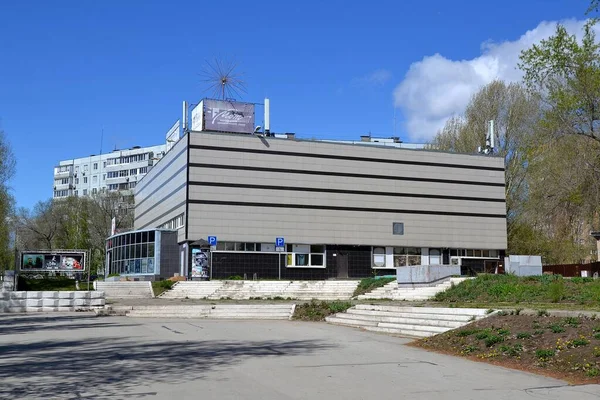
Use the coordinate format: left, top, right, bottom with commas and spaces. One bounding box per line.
208, 236, 217, 246
276, 237, 285, 247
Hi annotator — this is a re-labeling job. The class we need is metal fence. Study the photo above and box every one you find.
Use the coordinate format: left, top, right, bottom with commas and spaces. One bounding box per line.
542, 262, 600, 277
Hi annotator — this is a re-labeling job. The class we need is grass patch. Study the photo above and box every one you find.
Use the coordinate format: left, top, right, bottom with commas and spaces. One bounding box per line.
292, 300, 352, 321
152, 280, 175, 296
549, 324, 565, 333
353, 277, 395, 297
484, 335, 504, 347
432, 274, 600, 307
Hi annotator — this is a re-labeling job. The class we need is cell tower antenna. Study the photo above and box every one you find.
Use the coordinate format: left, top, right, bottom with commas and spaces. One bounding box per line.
478, 120, 496, 155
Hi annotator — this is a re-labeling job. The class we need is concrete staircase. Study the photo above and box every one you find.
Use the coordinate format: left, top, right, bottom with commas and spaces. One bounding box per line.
357, 277, 469, 300
160, 281, 225, 299
284, 281, 358, 300
109, 304, 295, 320
157, 280, 359, 300
326, 304, 490, 337
95, 281, 154, 299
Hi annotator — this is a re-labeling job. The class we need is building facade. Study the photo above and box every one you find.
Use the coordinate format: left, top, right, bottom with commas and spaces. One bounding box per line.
53, 144, 167, 199
132, 130, 507, 280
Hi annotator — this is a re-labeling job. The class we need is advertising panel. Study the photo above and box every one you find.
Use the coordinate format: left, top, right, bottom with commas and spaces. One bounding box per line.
204, 99, 255, 134
20, 251, 86, 272
190, 101, 204, 131
191, 248, 209, 278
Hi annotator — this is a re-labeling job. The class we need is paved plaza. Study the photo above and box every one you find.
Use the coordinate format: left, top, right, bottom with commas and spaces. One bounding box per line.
0, 313, 598, 399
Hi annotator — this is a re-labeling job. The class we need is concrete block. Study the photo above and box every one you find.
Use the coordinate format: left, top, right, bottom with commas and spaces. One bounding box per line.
73, 299, 88, 306
26, 299, 43, 307
41, 291, 58, 299
26, 307, 43, 312
57, 307, 75, 312
0, 292, 9, 300
90, 291, 105, 299
90, 299, 105, 307
8, 307, 26, 313
42, 299, 59, 307
9, 299, 25, 307
58, 292, 74, 299
26, 291, 43, 299
10, 292, 27, 300
42, 307, 59, 312
74, 291, 91, 299
58, 299, 74, 307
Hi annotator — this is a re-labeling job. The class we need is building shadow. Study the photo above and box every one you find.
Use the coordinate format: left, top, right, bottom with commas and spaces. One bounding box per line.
0, 335, 334, 399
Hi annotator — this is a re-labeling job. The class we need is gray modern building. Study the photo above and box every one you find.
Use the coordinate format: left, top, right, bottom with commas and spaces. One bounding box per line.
132, 129, 507, 280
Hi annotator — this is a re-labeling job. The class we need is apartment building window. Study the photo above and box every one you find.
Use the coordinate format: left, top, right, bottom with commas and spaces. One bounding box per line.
139, 167, 148, 174
83, 177, 88, 184
56, 165, 70, 174
74, 190, 78, 196
130, 168, 137, 175
56, 178, 69, 185
83, 189, 88, 196
103, 174, 106, 181
92, 175, 98, 184
108, 184, 119, 190
54, 190, 69, 197
129, 182, 137, 189
119, 170, 129, 177
75, 178, 79, 184
107, 171, 119, 178
84, 164, 88, 172
93, 163, 98, 170
92, 188, 97, 195
103, 161, 107, 168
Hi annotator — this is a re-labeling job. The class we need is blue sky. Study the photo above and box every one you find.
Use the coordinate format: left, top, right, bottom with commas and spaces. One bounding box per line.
0, 0, 589, 209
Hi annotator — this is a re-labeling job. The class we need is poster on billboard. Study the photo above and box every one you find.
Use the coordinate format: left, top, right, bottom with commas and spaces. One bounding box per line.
204, 99, 255, 134
20, 251, 87, 272
191, 248, 209, 279
190, 101, 204, 131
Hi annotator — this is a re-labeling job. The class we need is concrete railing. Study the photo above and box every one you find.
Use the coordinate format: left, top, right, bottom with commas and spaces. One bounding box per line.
0, 291, 105, 313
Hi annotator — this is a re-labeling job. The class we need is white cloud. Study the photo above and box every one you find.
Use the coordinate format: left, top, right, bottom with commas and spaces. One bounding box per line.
394, 19, 591, 142
353, 69, 393, 87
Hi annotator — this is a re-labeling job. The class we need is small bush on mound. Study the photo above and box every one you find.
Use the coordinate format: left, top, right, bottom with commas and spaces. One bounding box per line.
353, 277, 396, 297
293, 300, 352, 321
227, 275, 243, 280
517, 332, 532, 339
536, 349, 555, 361
152, 280, 175, 296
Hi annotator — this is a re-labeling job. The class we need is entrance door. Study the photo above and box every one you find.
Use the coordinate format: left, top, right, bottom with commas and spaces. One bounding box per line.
337, 252, 349, 278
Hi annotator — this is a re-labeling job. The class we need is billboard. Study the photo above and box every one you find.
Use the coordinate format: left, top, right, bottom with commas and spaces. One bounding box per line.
190, 101, 204, 131
20, 251, 86, 272
191, 248, 209, 278
204, 99, 255, 134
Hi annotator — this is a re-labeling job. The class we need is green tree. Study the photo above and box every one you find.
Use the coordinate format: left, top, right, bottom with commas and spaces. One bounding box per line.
428, 80, 541, 252
0, 130, 16, 270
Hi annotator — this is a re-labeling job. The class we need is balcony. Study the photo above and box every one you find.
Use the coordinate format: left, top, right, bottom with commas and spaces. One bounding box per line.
54, 169, 72, 178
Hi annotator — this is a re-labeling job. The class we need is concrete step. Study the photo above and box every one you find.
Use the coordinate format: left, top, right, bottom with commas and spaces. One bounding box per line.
324, 317, 380, 327
353, 304, 488, 316
336, 312, 466, 327
363, 326, 432, 338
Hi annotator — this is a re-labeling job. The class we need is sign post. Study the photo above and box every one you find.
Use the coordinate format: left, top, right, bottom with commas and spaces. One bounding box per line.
208, 236, 217, 280
276, 237, 285, 280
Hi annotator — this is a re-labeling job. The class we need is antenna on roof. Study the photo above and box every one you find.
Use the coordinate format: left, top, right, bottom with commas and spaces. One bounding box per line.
478, 120, 496, 155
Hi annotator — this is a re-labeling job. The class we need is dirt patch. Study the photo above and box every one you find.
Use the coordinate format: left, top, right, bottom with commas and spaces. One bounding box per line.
411, 313, 600, 384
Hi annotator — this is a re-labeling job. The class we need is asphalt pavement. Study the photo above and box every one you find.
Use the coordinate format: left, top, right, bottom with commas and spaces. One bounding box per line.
0, 313, 598, 400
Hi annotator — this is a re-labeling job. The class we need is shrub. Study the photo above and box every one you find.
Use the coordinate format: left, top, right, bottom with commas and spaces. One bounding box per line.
475, 330, 491, 340
548, 280, 565, 303
549, 324, 565, 333
536, 349, 555, 360
517, 332, 532, 339
594, 333, 600, 340
461, 344, 479, 354
293, 300, 352, 321
538, 310, 549, 317
571, 338, 590, 347
456, 329, 480, 337
534, 329, 545, 335
587, 367, 600, 377
227, 275, 243, 280
484, 335, 504, 347
500, 343, 523, 357
497, 328, 511, 336
563, 317, 580, 327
